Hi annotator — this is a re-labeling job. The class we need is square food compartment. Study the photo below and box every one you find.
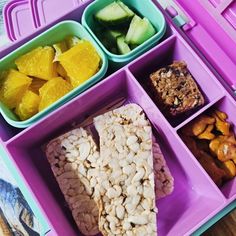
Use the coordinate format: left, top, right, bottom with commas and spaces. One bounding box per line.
5, 69, 225, 236
178, 95, 236, 199
82, 0, 166, 65
128, 35, 225, 127
0, 20, 108, 128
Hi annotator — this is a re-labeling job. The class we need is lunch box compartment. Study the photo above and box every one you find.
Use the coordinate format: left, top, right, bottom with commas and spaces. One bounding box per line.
128, 35, 225, 128
81, 0, 166, 66
0, 20, 108, 128
5, 68, 225, 236
178, 95, 236, 199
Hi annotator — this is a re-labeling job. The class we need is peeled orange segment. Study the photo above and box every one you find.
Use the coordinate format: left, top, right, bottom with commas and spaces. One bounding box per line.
65, 36, 80, 48
15, 46, 57, 80
15, 90, 40, 121
29, 78, 46, 94
56, 63, 68, 78
53, 41, 68, 62
58, 40, 101, 88
39, 77, 72, 111
0, 69, 32, 109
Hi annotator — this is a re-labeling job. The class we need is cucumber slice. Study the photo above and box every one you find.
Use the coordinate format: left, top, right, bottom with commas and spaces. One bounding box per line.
125, 15, 142, 43
108, 29, 123, 40
125, 16, 156, 45
117, 1, 134, 18
117, 36, 131, 54
94, 1, 133, 26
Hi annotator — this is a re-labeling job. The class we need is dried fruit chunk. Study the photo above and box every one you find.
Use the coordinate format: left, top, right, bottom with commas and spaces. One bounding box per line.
217, 141, 236, 162
212, 112, 230, 136
220, 160, 236, 179
197, 124, 215, 140
39, 77, 72, 111
192, 115, 215, 136
215, 110, 227, 121
58, 41, 101, 88
0, 69, 32, 109
46, 128, 100, 235
198, 151, 226, 186
15, 46, 57, 80
15, 90, 40, 120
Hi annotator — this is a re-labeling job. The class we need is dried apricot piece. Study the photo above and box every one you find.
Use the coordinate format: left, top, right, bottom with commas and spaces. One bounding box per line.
0, 69, 32, 109
39, 77, 72, 111
15, 46, 57, 80
217, 141, 236, 162
15, 90, 40, 120
212, 112, 230, 135
58, 40, 100, 88
197, 124, 215, 140
220, 160, 236, 179
192, 115, 215, 136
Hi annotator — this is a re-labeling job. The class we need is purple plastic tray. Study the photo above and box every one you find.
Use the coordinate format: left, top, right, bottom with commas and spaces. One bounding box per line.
1, 0, 236, 235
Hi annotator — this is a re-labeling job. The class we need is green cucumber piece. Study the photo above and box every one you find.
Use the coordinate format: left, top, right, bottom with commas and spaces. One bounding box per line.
94, 2, 133, 26
117, 36, 131, 54
117, 1, 134, 17
125, 15, 142, 43
125, 16, 156, 45
108, 29, 123, 40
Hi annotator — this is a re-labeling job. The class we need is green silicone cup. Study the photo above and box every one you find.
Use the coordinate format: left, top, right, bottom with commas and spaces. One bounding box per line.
82, 0, 166, 64
0, 20, 108, 128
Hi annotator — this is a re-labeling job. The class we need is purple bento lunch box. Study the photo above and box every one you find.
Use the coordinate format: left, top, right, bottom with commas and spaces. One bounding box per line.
1, 0, 236, 235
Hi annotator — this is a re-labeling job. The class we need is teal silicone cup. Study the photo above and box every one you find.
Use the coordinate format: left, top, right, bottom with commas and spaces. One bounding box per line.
0, 20, 108, 128
82, 0, 166, 66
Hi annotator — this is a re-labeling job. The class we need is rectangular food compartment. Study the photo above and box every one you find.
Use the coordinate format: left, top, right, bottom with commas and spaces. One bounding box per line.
0, 20, 108, 128
82, 0, 167, 66
178, 95, 236, 199
128, 35, 225, 128
155, 130, 225, 236
4, 68, 225, 236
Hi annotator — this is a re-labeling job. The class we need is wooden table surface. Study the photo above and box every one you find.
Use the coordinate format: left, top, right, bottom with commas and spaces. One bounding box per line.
203, 209, 236, 236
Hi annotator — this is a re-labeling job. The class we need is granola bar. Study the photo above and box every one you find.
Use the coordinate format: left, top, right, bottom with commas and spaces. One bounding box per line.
149, 61, 205, 116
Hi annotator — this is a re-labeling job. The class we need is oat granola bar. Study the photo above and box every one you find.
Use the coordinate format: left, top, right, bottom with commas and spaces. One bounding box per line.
149, 61, 204, 116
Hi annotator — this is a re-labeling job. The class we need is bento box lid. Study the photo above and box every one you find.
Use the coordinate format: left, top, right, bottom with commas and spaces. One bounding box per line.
168, 0, 236, 89
3, 0, 36, 41
3, 0, 88, 42
30, 0, 84, 28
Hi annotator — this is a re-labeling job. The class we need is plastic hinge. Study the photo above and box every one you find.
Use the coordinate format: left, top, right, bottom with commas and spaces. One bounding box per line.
165, 6, 186, 27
